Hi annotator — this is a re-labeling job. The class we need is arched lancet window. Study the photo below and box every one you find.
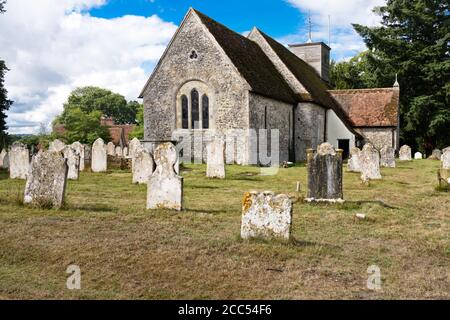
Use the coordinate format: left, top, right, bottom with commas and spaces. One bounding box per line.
202, 94, 209, 129
191, 89, 199, 129
181, 95, 189, 129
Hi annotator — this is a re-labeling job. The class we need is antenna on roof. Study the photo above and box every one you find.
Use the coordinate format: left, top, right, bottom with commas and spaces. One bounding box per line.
307, 11, 313, 43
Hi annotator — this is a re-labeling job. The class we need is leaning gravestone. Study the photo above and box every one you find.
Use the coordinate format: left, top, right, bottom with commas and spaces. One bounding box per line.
206, 137, 225, 179
360, 143, 382, 181
63, 146, 80, 180
147, 142, 183, 211
348, 147, 362, 172
91, 138, 107, 172
49, 139, 66, 153
71, 142, 85, 171
9, 142, 29, 180
24, 151, 68, 209
115, 146, 123, 158
132, 147, 154, 184
0, 149, 9, 169
414, 152, 423, 160
107, 142, 116, 156
241, 191, 292, 241
306, 143, 343, 202
128, 138, 141, 159
429, 149, 442, 160
380, 146, 396, 168
399, 145, 412, 161
442, 147, 450, 170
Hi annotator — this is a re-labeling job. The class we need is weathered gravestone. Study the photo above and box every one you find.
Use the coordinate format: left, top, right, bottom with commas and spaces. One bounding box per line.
115, 146, 123, 158
429, 149, 442, 160
347, 147, 362, 172
442, 147, 450, 170
24, 151, 68, 209
241, 191, 292, 241
132, 147, 154, 184
129, 138, 141, 159
399, 145, 412, 161
63, 146, 80, 180
107, 142, 116, 156
380, 146, 396, 168
123, 147, 129, 158
49, 139, 66, 153
9, 142, 29, 180
360, 143, 382, 181
206, 137, 225, 179
306, 143, 343, 202
91, 138, 107, 172
414, 152, 423, 160
0, 149, 9, 169
71, 142, 85, 171
147, 142, 183, 211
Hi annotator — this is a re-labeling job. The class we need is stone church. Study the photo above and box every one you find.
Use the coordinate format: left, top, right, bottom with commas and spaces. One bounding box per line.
139, 8, 400, 164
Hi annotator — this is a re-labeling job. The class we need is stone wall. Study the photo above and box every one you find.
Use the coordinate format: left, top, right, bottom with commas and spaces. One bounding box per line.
295, 102, 326, 161
357, 127, 397, 151
142, 11, 250, 143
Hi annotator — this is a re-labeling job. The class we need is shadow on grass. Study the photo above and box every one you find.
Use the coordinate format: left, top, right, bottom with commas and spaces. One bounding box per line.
62, 203, 118, 213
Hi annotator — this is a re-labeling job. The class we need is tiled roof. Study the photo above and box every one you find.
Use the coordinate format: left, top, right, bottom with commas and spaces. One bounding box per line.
328, 88, 400, 127
194, 9, 298, 104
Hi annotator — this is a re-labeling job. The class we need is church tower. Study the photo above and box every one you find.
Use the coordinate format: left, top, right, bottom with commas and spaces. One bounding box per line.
288, 42, 331, 84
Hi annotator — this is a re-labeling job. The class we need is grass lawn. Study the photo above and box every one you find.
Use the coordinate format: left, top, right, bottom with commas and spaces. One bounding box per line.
0, 160, 448, 300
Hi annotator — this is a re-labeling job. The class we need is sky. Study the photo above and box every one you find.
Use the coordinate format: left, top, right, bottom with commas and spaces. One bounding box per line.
0, 0, 385, 134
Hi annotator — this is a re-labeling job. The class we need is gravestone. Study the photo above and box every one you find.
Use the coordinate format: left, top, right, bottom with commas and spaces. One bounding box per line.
91, 138, 107, 172
347, 147, 362, 172
414, 152, 423, 160
71, 142, 85, 171
429, 149, 442, 160
107, 142, 116, 156
206, 137, 225, 179
241, 191, 292, 241
442, 147, 450, 170
147, 142, 183, 211
49, 139, 66, 153
360, 143, 382, 181
0, 149, 8, 169
9, 142, 30, 180
380, 146, 396, 168
115, 146, 123, 158
399, 145, 412, 161
123, 147, 129, 158
132, 147, 154, 184
24, 151, 68, 209
63, 146, 80, 180
306, 143, 343, 202
129, 138, 141, 158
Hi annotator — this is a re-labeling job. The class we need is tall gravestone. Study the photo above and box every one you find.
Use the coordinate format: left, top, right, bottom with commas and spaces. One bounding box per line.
206, 137, 226, 179
442, 147, 450, 170
71, 142, 85, 171
107, 142, 116, 156
348, 147, 362, 172
49, 139, 66, 153
0, 149, 8, 169
360, 143, 382, 181
24, 151, 68, 209
9, 142, 29, 180
414, 152, 423, 160
91, 138, 107, 172
380, 146, 396, 168
306, 143, 343, 202
147, 142, 183, 211
241, 191, 292, 241
399, 145, 412, 161
63, 146, 80, 180
132, 147, 154, 184
129, 138, 141, 159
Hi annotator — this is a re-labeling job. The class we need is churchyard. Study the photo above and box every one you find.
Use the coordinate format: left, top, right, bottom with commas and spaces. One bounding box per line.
0, 157, 448, 299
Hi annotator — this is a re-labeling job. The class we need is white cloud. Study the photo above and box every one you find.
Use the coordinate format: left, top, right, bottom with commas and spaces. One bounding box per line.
0, 0, 177, 134
283, 0, 385, 61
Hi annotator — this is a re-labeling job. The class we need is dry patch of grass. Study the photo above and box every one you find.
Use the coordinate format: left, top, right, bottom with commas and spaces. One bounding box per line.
0, 160, 449, 300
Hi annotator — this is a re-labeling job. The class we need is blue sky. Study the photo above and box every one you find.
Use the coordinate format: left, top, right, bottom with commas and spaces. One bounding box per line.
1, 0, 384, 134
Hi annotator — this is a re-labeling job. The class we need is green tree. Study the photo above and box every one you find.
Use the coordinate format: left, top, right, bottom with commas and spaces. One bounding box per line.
129, 103, 144, 140
63, 86, 138, 125
352, 0, 449, 153
0, 1, 12, 150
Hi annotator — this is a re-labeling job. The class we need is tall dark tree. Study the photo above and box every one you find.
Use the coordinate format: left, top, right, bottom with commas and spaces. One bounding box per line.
0, 0, 12, 150
352, 0, 449, 153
